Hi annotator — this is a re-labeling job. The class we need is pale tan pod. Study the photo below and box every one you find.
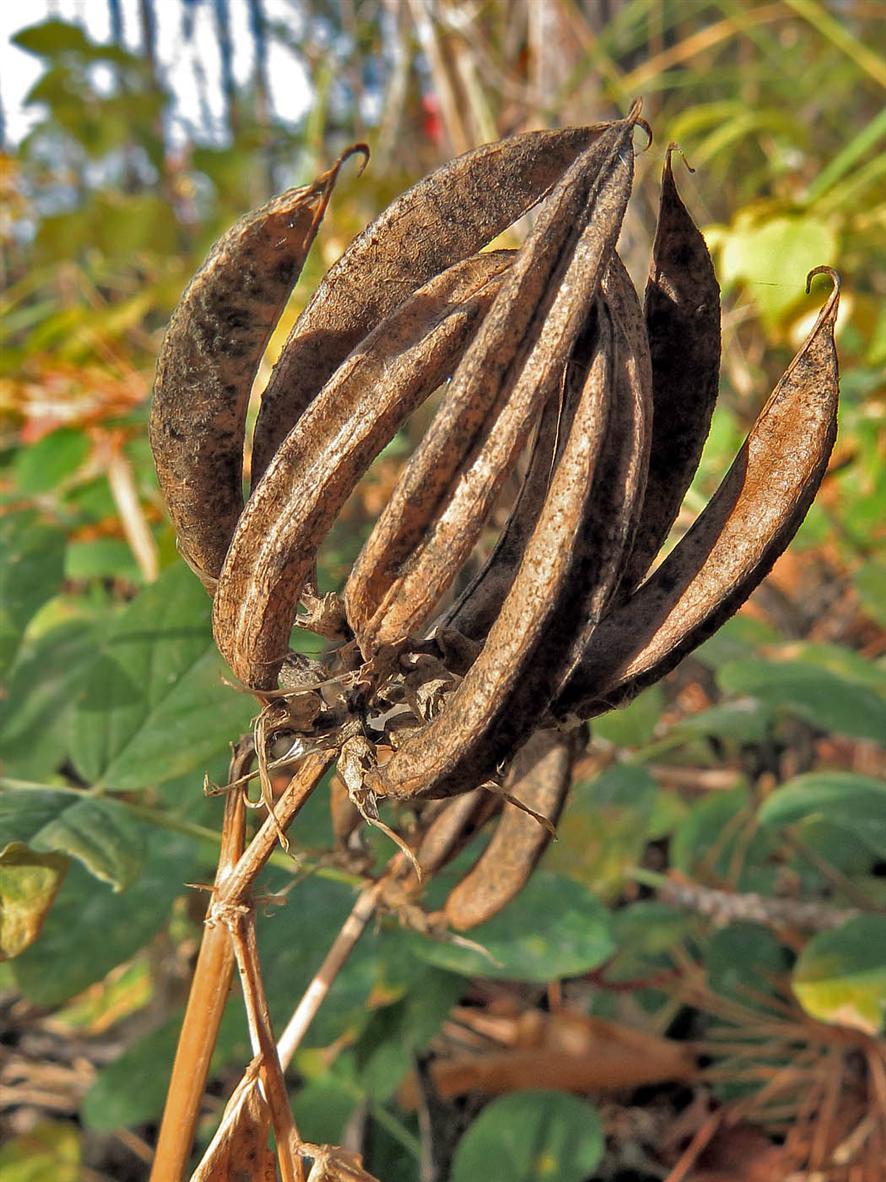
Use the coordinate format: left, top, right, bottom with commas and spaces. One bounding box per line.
444, 729, 575, 930
347, 113, 641, 652
149, 149, 361, 588
555, 269, 841, 719
250, 124, 615, 483
214, 251, 512, 689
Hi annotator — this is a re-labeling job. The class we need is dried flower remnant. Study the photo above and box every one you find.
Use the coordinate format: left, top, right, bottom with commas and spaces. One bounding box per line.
151, 105, 840, 919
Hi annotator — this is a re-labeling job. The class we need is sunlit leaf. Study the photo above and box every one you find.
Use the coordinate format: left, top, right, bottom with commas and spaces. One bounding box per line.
0, 844, 68, 959
70, 562, 253, 790
793, 916, 886, 1034
0, 784, 145, 890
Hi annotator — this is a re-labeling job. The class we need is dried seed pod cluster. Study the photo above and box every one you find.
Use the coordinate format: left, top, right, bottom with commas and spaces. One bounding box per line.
151, 105, 840, 927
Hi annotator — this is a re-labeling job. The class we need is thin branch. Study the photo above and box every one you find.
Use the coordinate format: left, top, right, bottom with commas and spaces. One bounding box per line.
195, 873, 391, 1179
225, 907, 303, 1182
150, 748, 248, 1182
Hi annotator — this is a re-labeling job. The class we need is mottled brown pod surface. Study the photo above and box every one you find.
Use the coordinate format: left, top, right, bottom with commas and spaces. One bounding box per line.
555, 269, 840, 720
149, 151, 358, 588
213, 251, 512, 688
347, 111, 641, 652
250, 124, 613, 483
367, 303, 616, 801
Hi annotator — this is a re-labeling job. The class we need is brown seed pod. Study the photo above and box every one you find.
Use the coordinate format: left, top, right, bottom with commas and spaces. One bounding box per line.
440, 381, 566, 645
149, 148, 363, 589
555, 268, 841, 720
367, 300, 617, 801
414, 788, 490, 878
620, 144, 722, 592
346, 111, 641, 652
214, 251, 513, 689
440, 249, 650, 648
250, 123, 615, 484
444, 729, 576, 930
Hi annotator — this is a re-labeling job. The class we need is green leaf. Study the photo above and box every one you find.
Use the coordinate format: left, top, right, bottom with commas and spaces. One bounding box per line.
0, 513, 67, 678
593, 685, 663, 746
13, 18, 94, 57
855, 560, 886, 629
13, 427, 89, 494
0, 619, 100, 780
0, 1120, 80, 1182
668, 699, 772, 745
793, 916, 886, 1034
0, 844, 68, 960
718, 208, 837, 325
410, 873, 614, 983
0, 785, 145, 890
70, 562, 253, 789
355, 969, 464, 1101
693, 616, 779, 670
65, 538, 142, 583
451, 1091, 603, 1182
11, 830, 195, 1006
759, 772, 886, 860
718, 658, 886, 742
706, 923, 790, 1005
671, 786, 777, 892
545, 765, 657, 899
82, 1006, 247, 1131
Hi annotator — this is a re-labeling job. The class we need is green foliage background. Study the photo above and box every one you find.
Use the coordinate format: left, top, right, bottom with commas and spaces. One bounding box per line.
0, 3, 884, 1179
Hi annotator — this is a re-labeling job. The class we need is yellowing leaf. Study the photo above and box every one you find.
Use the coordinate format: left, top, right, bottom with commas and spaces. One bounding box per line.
718, 208, 837, 326
0, 843, 68, 959
793, 916, 886, 1034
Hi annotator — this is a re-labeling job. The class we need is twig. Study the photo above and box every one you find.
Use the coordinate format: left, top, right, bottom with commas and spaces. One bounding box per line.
217, 751, 336, 910
194, 872, 390, 1179
106, 441, 160, 582
224, 906, 304, 1182
150, 748, 248, 1182
151, 750, 331, 1182
659, 877, 860, 932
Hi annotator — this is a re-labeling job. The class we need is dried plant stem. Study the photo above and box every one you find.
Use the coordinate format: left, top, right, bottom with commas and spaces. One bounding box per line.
657, 877, 861, 932
150, 751, 332, 1182
195, 873, 391, 1179
279, 877, 386, 1063
150, 760, 247, 1182
225, 906, 304, 1182
218, 751, 335, 910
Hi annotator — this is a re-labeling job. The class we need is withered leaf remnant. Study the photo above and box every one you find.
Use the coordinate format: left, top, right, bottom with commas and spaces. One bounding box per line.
151, 106, 840, 930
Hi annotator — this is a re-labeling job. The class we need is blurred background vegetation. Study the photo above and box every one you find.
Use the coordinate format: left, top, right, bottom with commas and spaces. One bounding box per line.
1, 2, 884, 1180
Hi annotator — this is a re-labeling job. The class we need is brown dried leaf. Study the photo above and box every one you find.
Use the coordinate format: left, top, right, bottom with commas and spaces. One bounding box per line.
250, 124, 613, 482
149, 149, 360, 588
556, 268, 841, 719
